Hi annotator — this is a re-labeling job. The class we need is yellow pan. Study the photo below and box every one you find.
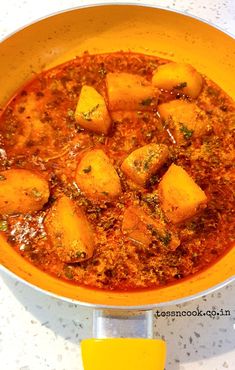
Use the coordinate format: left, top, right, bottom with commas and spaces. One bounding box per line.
0, 4, 234, 369
0, 3, 234, 308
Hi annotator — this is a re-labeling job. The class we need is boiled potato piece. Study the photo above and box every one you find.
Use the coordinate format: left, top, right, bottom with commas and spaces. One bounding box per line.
75, 85, 111, 134
75, 149, 121, 201
0, 169, 49, 214
158, 164, 207, 224
121, 144, 169, 187
44, 196, 94, 263
106, 72, 159, 111
152, 62, 203, 98
158, 100, 210, 144
122, 205, 180, 250
122, 206, 152, 246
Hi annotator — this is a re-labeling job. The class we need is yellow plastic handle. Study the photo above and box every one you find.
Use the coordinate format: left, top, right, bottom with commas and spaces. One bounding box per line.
81, 338, 166, 370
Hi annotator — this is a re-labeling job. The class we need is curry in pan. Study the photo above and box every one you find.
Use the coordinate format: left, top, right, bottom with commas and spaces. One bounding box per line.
0, 52, 234, 290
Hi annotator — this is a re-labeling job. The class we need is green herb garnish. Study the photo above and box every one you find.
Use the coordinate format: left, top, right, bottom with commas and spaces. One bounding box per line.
103, 217, 116, 230
18, 106, 25, 113
76, 251, 87, 259
101, 191, 109, 196
64, 266, 74, 280
31, 188, 42, 198
187, 222, 197, 231
83, 165, 92, 173
174, 82, 187, 89
98, 67, 107, 77
0, 220, 8, 232
82, 112, 92, 121
207, 86, 219, 97
159, 232, 172, 246
179, 123, 194, 140
147, 224, 171, 246
140, 98, 153, 106
82, 104, 99, 121
67, 109, 74, 117
0, 174, 6, 181
133, 159, 141, 171
142, 193, 159, 208
143, 150, 156, 170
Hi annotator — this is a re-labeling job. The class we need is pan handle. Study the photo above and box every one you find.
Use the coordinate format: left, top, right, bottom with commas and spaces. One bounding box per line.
81, 309, 166, 370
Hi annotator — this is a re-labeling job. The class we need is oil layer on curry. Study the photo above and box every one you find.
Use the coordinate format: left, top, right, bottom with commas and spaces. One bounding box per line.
0, 52, 234, 290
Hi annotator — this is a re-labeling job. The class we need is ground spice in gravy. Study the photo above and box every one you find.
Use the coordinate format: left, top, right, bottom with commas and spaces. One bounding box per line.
0, 52, 234, 290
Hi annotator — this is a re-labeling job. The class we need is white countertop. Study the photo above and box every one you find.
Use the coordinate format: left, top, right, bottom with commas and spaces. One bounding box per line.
0, 1, 234, 369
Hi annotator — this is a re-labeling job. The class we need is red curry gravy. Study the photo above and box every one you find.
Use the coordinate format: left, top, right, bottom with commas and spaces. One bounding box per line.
0, 52, 234, 290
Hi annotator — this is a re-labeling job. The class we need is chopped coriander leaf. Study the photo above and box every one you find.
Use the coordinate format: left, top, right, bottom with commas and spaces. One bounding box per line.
83, 165, 92, 173
97, 136, 106, 144
187, 222, 197, 230
133, 159, 141, 171
98, 67, 107, 77
101, 191, 109, 196
0, 220, 8, 231
140, 98, 153, 106
103, 217, 116, 230
159, 232, 172, 246
67, 109, 74, 117
76, 251, 87, 258
207, 86, 219, 96
174, 82, 187, 89
147, 224, 171, 246
0, 174, 6, 181
142, 193, 159, 208
143, 151, 157, 170
179, 123, 194, 139
64, 266, 74, 279
82, 104, 100, 121
18, 106, 25, 113
31, 188, 42, 198
82, 112, 92, 121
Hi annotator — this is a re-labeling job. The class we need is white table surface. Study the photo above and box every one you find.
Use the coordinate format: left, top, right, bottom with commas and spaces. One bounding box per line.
0, 1, 234, 369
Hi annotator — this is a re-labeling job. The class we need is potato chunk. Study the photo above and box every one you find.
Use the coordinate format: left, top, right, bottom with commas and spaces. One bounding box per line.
122, 206, 152, 247
106, 72, 159, 111
75, 85, 111, 134
0, 169, 49, 214
121, 144, 169, 187
44, 196, 94, 263
122, 205, 180, 250
158, 164, 207, 224
158, 100, 210, 144
152, 62, 203, 98
75, 149, 121, 201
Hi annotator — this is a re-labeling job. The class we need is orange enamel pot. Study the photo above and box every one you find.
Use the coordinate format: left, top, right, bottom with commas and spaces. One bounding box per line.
0, 4, 234, 369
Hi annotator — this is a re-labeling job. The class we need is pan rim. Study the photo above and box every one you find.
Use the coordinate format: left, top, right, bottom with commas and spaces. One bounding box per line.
1, 264, 234, 310
0, 1, 234, 45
